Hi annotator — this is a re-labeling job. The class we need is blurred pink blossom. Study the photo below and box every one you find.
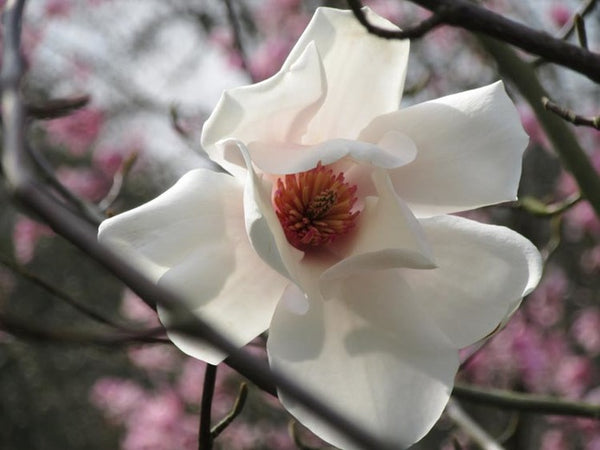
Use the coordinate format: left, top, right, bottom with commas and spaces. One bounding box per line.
121, 389, 197, 450
45, 108, 104, 155
45, 0, 71, 17
549, 4, 571, 28
540, 429, 570, 450
56, 166, 110, 202
127, 345, 180, 372
581, 245, 600, 275
249, 38, 294, 82
90, 377, 146, 424
526, 268, 567, 328
120, 289, 161, 327
519, 106, 549, 148
364, 0, 405, 23
552, 355, 593, 398
571, 307, 600, 355
12, 216, 54, 264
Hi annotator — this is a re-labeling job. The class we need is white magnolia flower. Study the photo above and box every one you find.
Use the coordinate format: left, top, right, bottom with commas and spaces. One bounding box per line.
99, 7, 542, 449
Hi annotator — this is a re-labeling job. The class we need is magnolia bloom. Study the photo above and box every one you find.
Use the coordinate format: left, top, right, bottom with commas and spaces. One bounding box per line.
99, 7, 542, 449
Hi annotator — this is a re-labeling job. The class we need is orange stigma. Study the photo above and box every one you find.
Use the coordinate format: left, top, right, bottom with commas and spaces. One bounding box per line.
273, 162, 359, 250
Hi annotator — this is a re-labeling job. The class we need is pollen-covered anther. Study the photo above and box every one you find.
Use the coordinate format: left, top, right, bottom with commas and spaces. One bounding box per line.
273, 162, 359, 250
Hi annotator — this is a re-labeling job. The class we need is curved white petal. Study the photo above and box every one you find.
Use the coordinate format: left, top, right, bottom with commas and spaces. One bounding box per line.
99, 169, 288, 364
245, 131, 416, 175
405, 215, 542, 348
283, 7, 410, 143
323, 170, 435, 280
268, 277, 458, 449
360, 82, 529, 217
201, 42, 326, 174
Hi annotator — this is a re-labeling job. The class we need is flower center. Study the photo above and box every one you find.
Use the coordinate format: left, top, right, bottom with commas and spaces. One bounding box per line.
273, 162, 359, 250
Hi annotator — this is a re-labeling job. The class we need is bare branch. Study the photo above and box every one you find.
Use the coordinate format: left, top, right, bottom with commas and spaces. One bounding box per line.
518, 192, 583, 217
0, 311, 169, 346
348, 0, 600, 83
446, 400, 506, 450
0, 255, 139, 333
199, 364, 217, 450
542, 97, 600, 130
211, 382, 248, 439
25, 95, 90, 119
453, 383, 600, 419
223, 0, 254, 81
347, 0, 445, 39
574, 14, 589, 49
98, 151, 139, 213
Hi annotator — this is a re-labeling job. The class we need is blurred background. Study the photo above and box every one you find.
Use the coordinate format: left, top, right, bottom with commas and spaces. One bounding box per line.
0, 0, 599, 448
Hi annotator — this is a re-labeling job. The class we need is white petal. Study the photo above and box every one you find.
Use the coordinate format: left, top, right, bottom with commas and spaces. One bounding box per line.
360, 82, 529, 217
245, 131, 416, 175
201, 42, 326, 174
268, 276, 458, 449
226, 140, 315, 283
323, 170, 435, 280
99, 169, 288, 364
283, 7, 410, 143
406, 215, 542, 348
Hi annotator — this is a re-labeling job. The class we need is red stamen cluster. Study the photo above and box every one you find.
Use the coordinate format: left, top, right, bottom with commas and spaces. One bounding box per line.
273, 162, 359, 250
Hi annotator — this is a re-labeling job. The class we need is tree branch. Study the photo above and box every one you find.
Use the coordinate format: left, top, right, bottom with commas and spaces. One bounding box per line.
453, 383, 600, 419
542, 97, 600, 130
199, 364, 217, 450
0, 255, 139, 333
446, 399, 506, 450
477, 36, 600, 219
347, 0, 445, 39
348, 0, 600, 83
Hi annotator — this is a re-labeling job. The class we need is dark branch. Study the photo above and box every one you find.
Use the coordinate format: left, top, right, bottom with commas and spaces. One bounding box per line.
542, 97, 600, 130
347, 0, 445, 39
223, 0, 254, 81
25, 95, 90, 119
0, 312, 169, 346
574, 14, 588, 49
199, 364, 217, 450
0, 255, 139, 333
211, 383, 248, 439
348, 0, 600, 83
454, 383, 600, 419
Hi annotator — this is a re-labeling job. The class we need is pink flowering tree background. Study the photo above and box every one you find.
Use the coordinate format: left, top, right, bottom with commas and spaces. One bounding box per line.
1, 0, 600, 449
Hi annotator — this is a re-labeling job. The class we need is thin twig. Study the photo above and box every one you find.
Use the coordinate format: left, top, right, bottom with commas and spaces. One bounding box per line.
574, 14, 588, 49
289, 420, 326, 450
453, 383, 600, 419
348, 0, 600, 83
26, 143, 104, 225
0, 312, 169, 346
98, 151, 139, 212
211, 382, 248, 438
518, 192, 583, 217
25, 95, 90, 119
542, 97, 600, 130
446, 400, 506, 450
0, 255, 138, 332
199, 364, 217, 450
532, 0, 597, 65
558, 0, 598, 41
347, 0, 446, 39
477, 36, 600, 219
223, 0, 253, 81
